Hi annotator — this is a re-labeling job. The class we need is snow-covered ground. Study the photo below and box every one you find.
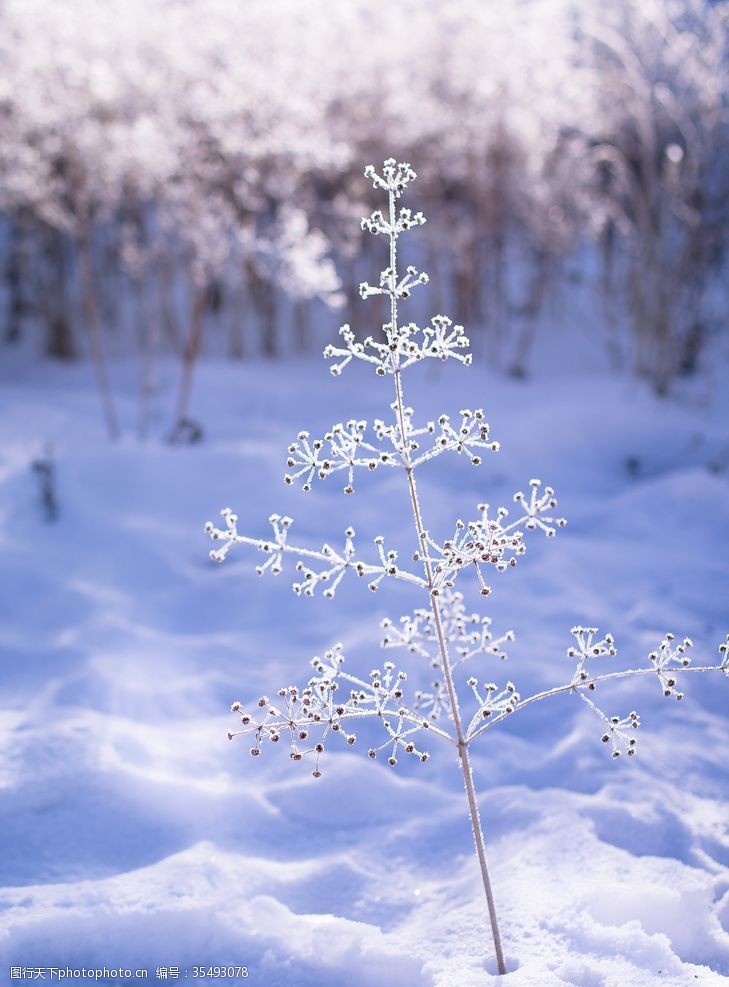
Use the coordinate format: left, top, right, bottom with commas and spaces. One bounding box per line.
1, 350, 728, 987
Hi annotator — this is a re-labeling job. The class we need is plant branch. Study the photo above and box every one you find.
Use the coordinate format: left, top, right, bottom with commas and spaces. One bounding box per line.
466, 662, 728, 745
205, 509, 427, 596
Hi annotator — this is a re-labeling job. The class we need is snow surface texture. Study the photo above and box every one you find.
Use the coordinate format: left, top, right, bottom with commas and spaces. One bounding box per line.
0, 354, 728, 987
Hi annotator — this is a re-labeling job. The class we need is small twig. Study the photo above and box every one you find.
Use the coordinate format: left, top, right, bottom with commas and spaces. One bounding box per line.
31, 444, 59, 523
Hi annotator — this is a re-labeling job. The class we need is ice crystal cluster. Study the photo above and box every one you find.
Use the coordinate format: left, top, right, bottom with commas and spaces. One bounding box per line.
206, 158, 729, 974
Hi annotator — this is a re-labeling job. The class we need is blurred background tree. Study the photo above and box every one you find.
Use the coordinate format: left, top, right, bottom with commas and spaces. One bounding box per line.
0, 0, 726, 431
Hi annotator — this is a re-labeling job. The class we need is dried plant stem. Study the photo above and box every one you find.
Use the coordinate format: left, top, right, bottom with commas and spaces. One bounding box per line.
387, 187, 506, 976
396, 378, 506, 975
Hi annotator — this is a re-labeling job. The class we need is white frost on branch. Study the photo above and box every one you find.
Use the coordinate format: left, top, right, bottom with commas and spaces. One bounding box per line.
648, 633, 693, 700
205, 508, 425, 596
414, 481, 566, 597
579, 694, 641, 758
283, 406, 501, 493
228, 643, 444, 776
359, 264, 429, 303
381, 589, 514, 668
467, 629, 729, 751
284, 422, 386, 494
380, 589, 515, 725
323, 316, 472, 378
363, 158, 417, 196
465, 678, 521, 741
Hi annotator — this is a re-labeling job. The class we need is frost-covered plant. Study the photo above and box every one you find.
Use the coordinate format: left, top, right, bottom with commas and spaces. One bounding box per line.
206, 159, 729, 976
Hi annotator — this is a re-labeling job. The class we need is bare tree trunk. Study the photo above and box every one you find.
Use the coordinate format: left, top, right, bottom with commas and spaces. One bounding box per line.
454, 249, 478, 331
344, 256, 361, 330
98, 226, 120, 336
509, 249, 551, 377
137, 271, 157, 441
227, 275, 247, 360
248, 263, 277, 358
489, 231, 506, 367
156, 253, 182, 353
79, 228, 120, 439
170, 283, 208, 443
4, 219, 26, 344
293, 298, 311, 354
38, 229, 76, 360
425, 238, 443, 315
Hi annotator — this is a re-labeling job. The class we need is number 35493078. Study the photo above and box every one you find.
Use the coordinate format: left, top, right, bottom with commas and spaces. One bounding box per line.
192, 967, 249, 978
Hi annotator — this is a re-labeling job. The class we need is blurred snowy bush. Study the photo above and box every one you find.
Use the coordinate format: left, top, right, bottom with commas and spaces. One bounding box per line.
0, 0, 726, 402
